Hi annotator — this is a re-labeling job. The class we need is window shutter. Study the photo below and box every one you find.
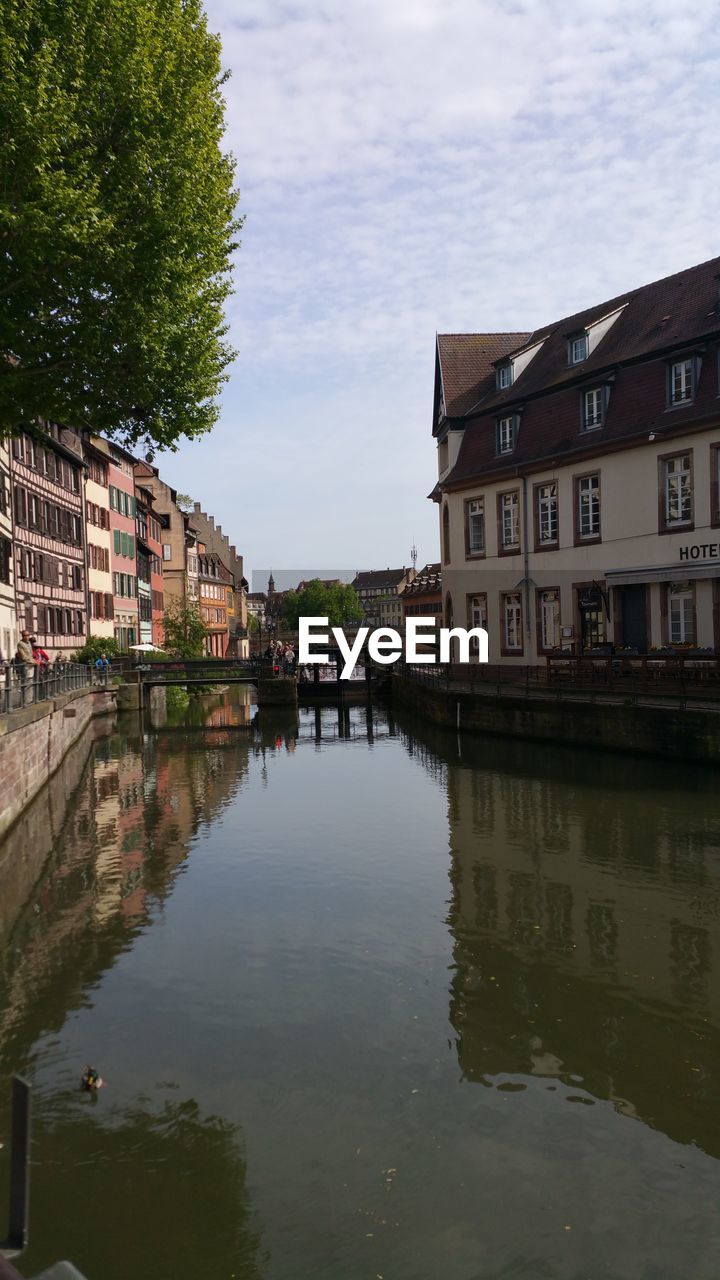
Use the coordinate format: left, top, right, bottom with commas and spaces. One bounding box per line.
114, 529, 121, 554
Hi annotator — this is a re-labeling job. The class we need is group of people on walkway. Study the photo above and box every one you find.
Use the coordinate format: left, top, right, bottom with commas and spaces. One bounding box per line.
263, 639, 296, 675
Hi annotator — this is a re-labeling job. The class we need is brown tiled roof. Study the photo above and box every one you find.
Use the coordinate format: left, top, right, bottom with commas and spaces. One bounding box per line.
404, 564, 441, 597
444, 255, 720, 489
438, 333, 530, 417
352, 568, 409, 591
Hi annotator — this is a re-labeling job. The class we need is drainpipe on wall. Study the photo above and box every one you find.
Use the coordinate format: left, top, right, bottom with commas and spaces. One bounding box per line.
521, 474, 531, 640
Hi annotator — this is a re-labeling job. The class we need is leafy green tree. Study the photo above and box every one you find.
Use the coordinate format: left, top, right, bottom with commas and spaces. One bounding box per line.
0, 0, 241, 452
162, 598, 207, 658
282, 580, 364, 630
73, 636, 121, 664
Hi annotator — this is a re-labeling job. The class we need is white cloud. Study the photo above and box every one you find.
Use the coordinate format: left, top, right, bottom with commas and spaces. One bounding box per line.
162, 0, 720, 570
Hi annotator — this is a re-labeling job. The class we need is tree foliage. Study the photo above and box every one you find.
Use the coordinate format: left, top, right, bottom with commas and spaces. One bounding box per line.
281, 580, 364, 630
0, 0, 241, 451
162, 597, 206, 658
73, 635, 121, 663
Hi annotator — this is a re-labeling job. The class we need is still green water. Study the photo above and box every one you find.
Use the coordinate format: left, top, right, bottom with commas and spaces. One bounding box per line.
1, 689, 720, 1280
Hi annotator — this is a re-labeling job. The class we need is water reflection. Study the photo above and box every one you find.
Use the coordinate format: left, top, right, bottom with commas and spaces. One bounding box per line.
0, 712, 261, 1277
400, 720, 720, 1157
26, 1095, 265, 1280
2, 692, 720, 1279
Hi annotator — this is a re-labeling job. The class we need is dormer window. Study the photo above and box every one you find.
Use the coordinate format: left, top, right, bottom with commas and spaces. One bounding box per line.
497, 415, 517, 455
583, 387, 605, 430
569, 333, 588, 365
669, 357, 696, 406
497, 362, 512, 391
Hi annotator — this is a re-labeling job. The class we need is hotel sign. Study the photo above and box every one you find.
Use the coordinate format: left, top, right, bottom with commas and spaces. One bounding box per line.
679, 544, 720, 561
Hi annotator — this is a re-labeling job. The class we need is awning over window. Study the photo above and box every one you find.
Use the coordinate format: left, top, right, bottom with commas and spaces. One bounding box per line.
605, 562, 720, 586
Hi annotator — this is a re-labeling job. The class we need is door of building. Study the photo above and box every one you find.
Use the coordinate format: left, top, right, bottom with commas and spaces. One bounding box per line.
621, 584, 647, 651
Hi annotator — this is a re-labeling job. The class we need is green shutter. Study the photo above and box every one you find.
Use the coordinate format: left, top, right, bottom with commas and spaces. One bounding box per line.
114, 529, 121, 554
128, 535, 135, 560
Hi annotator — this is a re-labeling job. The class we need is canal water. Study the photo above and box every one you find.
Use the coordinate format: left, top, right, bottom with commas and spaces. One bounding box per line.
1, 689, 720, 1280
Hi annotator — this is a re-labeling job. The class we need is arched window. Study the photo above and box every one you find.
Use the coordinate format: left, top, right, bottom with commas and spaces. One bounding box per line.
442, 504, 450, 565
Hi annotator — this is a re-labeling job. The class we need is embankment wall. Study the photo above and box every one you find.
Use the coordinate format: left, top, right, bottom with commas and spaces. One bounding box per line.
0, 688, 116, 839
392, 675, 720, 763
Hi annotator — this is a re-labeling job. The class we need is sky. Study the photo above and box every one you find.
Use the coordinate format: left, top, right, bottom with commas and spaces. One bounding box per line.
157, 0, 720, 586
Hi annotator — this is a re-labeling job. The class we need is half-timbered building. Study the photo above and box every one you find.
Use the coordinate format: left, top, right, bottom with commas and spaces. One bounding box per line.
10, 424, 86, 658
0, 440, 15, 660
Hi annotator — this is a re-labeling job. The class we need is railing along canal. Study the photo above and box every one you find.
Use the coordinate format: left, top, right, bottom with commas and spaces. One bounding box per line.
1, 661, 101, 715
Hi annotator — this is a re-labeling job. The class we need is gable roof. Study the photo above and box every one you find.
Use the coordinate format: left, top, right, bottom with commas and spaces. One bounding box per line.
443, 254, 720, 490
352, 568, 410, 592
437, 333, 531, 418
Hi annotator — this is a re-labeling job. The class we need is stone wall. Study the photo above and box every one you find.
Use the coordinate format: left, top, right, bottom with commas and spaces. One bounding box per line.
392, 674, 720, 763
0, 688, 116, 840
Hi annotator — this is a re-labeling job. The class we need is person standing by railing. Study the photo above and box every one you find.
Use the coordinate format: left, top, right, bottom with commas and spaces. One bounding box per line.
16, 630, 37, 702
95, 653, 111, 685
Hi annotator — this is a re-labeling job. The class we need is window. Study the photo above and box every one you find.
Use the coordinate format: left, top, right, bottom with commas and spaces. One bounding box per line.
536, 481, 558, 546
465, 498, 485, 556
662, 453, 693, 528
668, 582, 695, 645
712, 443, 720, 527
502, 592, 523, 652
497, 416, 515, 455
163, 544, 172, 561
576, 474, 600, 541
468, 594, 487, 630
569, 333, 588, 364
0, 538, 10, 586
442, 505, 450, 565
583, 387, 604, 430
109, 486, 117, 511
497, 362, 512, 390
538, 589, 560, 651
499, 491, 520, 551
14, 486, 27, 527
669, 359, 694, 405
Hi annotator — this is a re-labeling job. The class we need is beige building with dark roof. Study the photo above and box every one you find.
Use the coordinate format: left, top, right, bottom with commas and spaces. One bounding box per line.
433, 257, 720, 664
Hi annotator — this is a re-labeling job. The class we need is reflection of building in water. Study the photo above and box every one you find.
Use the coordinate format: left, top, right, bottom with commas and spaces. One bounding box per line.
0, 722, 250, 1065
429, 730, 720, 1156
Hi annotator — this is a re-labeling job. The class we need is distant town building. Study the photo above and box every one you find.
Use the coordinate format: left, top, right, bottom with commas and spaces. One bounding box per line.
401, 563, 442, 628
433, 256, 720, 663
352, 567, 416, 629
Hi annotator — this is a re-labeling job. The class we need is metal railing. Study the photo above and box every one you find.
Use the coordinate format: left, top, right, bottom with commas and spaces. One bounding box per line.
399, 655, 720, 704
1, 662, 99, 715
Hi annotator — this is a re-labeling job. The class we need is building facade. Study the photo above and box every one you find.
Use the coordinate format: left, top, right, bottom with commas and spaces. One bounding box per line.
135, 479, 164, 647
0, 441, 15, 660
352, 568, 415, 629
10, 425, 86, 658
401, 563, 442, 629
104, 443, 139, 650
433, 257, 720, 664
198, 543, 232, 657
191, 503, 248, 658
83, 438, 114, 642
132, 464, 197, 612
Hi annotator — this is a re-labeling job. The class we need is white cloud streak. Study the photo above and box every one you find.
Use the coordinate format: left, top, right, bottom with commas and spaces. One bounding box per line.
160, 0, 720, 569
